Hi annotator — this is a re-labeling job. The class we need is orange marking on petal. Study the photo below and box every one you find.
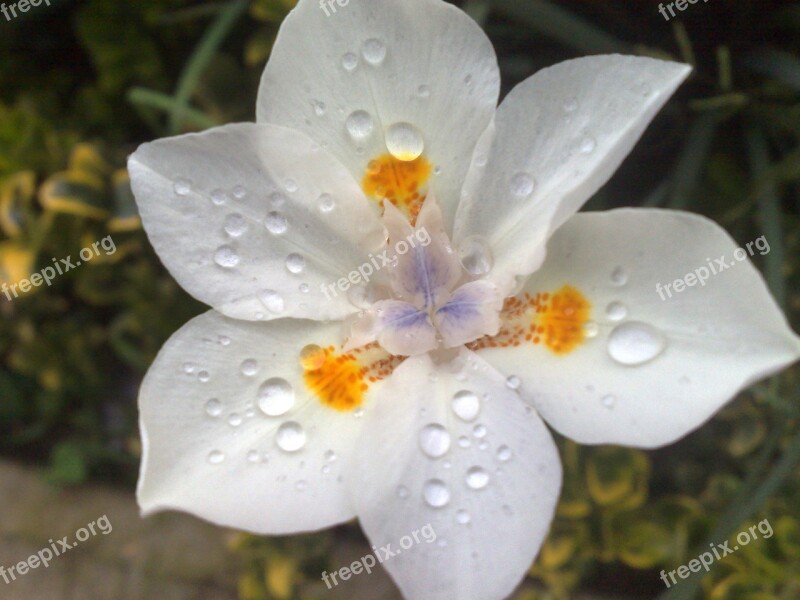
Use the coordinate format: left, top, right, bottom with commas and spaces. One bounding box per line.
466, 285, 592, 356
362, 153, 432, 223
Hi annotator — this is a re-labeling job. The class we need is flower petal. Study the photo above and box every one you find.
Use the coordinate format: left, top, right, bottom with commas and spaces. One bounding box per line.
129, 123, 385, 322
351, 350, 561, 600
257, 0, 500, 225
471, 209, 800, 448
454, 55, 691, 293
435, 280, 503, 348
137, 310, 390, 534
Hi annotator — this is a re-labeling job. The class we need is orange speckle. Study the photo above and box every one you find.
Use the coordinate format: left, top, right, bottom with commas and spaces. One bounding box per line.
362, 153, 432, 222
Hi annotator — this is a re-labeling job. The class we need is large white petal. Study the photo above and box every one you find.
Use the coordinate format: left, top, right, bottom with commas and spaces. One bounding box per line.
129, 123, 385, 322
472, 209, 800, 448
351, 351, 561, 600
137, 310, 389, 534
454, 55, 691, 293
257, 0, 500, 226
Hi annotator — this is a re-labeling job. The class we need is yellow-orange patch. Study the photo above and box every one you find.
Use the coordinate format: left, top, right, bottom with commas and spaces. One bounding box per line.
467, 285, 592, 355
361, 154, 432, 222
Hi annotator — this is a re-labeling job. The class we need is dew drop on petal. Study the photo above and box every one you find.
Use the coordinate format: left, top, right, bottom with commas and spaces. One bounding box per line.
269, 192, 287, 207
299, 344, 325, 371
451, 390, 481, 422
607, 322, 667, 366
496, 445, 512, 462
342, 52, 359, 71
247, 450, 260, 463
385, 122, 424, 161
285, 253, 305, 274
606, 301, 627, 321
324, 449, 337, 462
318, 193, 335, 213
232, 185, 246, 199
505, 375, 521, 390
258, 378, 295, 416
207, 450, 225, 465
457, 236, 493, 276
259, 290, 285, 314
295, 479, 308, 492
456, 509, 471, 525
223, 213, 248, 237
362, 38, 387, 65
583, 320, 600, 338
240, 359, 258, 377
197, 371, 210, 383
510, 172, 535, 198
210, 189, 227, 205
602, 394, 616, 408
346, 110, 374, 140
458, 435, 471, 448
205, 398, 223, 417
579, 136, 597, 154
465, 466, 489, 490
418, 84, 431, 98
422, 479, 450, 508
284, 179, 298, 193
174, 179, 191, 196
214, 246, 240, 268
228, 413, 242, 427
419, 423, 451, 458
275, 421, 306, 452
610, 266, 628, 286
265, 212, 288, 235
473, 424, 487, 439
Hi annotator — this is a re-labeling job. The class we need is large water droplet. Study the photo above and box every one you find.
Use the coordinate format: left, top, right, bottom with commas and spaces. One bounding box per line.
275, 421, 306, 452
385, 122, 424, 161
496, 445, 512, 462
452, 390, 481, 422
210, 189, 227, 205
259, 290, 285, 314
299, 344, 326, 371
224, 213, 248, 237
285, 253, 305, 274
265, 212, 288, 234
346, 110, 374, 140
347, 284, 379, 309
607, 322, 667, 366
419, 423, 451, 458
284, 179, 298, 193
362, 38, 387, 65
606, 301, 627, 321
241, 359, 258, 377
214, 246, 240, 268
473, 424, 487, 439
341, 52, 359, 71
422, 479, 450, 508
465, 466, 489, 490
258, 378, 295, 416
205, 398, 223, 417
510, 172, 535, 198
228, 413, 242, 427
457, 236, 493, 276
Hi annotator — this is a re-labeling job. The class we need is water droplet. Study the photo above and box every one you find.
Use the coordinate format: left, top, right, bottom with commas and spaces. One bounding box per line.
496, 445, 512, 462
174, 179, 191, 196
419, 423, 451, 458
324, 450, 337, 462
232, 185, 246, 199
602, 394, 616, 408
610, 267, 628, 286
458, 436, 471, 448
606, 301, 627, 321
342, 52, 359, 71
198, 371, 210, 383
223, 213, 248, 237
505, 375, 521, 390
345, 110, 374, 140
397, 485, 409, 499
422, 479, 450, 508
346, 284, 379, 309
259, 290, 285, 314
456, 509, 471, 525
465, 466, 489, 490
607, 322, 667, 366
457, 236, 493, 276
286, 253, 305, 274
579, 136, 596, 154
258, 378, 295, 416
318, 193, 335, 213
452, 390, 481, 422
241, 359, 258, 377
510, 172, 535, 198
269, 192, 287, 207
295, 479, 308, 492
207, 450, 225, 465
563, 97, 578, 112
183, 362, 196, 374
264, 212, 288, 235
362, 38, 387, 65
311, 100, 326, 116
284, 179, 298, 193
205, 398, 223, 417
228, 413, 242, 427
418, 84, 430, 98
275, 421, 306, 452
385, 122, 424, 161
210, 189, 227, 205
321, 465, 331, 474
214, 246, 240, 268
247, 450, 260, 463
473, 424, 487, 439
299, 344, 325, 371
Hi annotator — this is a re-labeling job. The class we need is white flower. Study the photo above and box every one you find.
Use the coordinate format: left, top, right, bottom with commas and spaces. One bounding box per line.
128, 0, 800, 598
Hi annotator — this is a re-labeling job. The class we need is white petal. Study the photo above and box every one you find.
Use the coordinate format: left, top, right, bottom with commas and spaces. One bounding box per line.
454, 55, 691, 293
472, 209, 800, 448
435, 280, 503, 348
351, 351, 561, 600
129, 123, 385, 321
258, 0, 499, 225
137, 310, 386, 534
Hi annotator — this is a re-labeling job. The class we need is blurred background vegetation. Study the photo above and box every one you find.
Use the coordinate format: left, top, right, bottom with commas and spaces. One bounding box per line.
0, 0, 798, 598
